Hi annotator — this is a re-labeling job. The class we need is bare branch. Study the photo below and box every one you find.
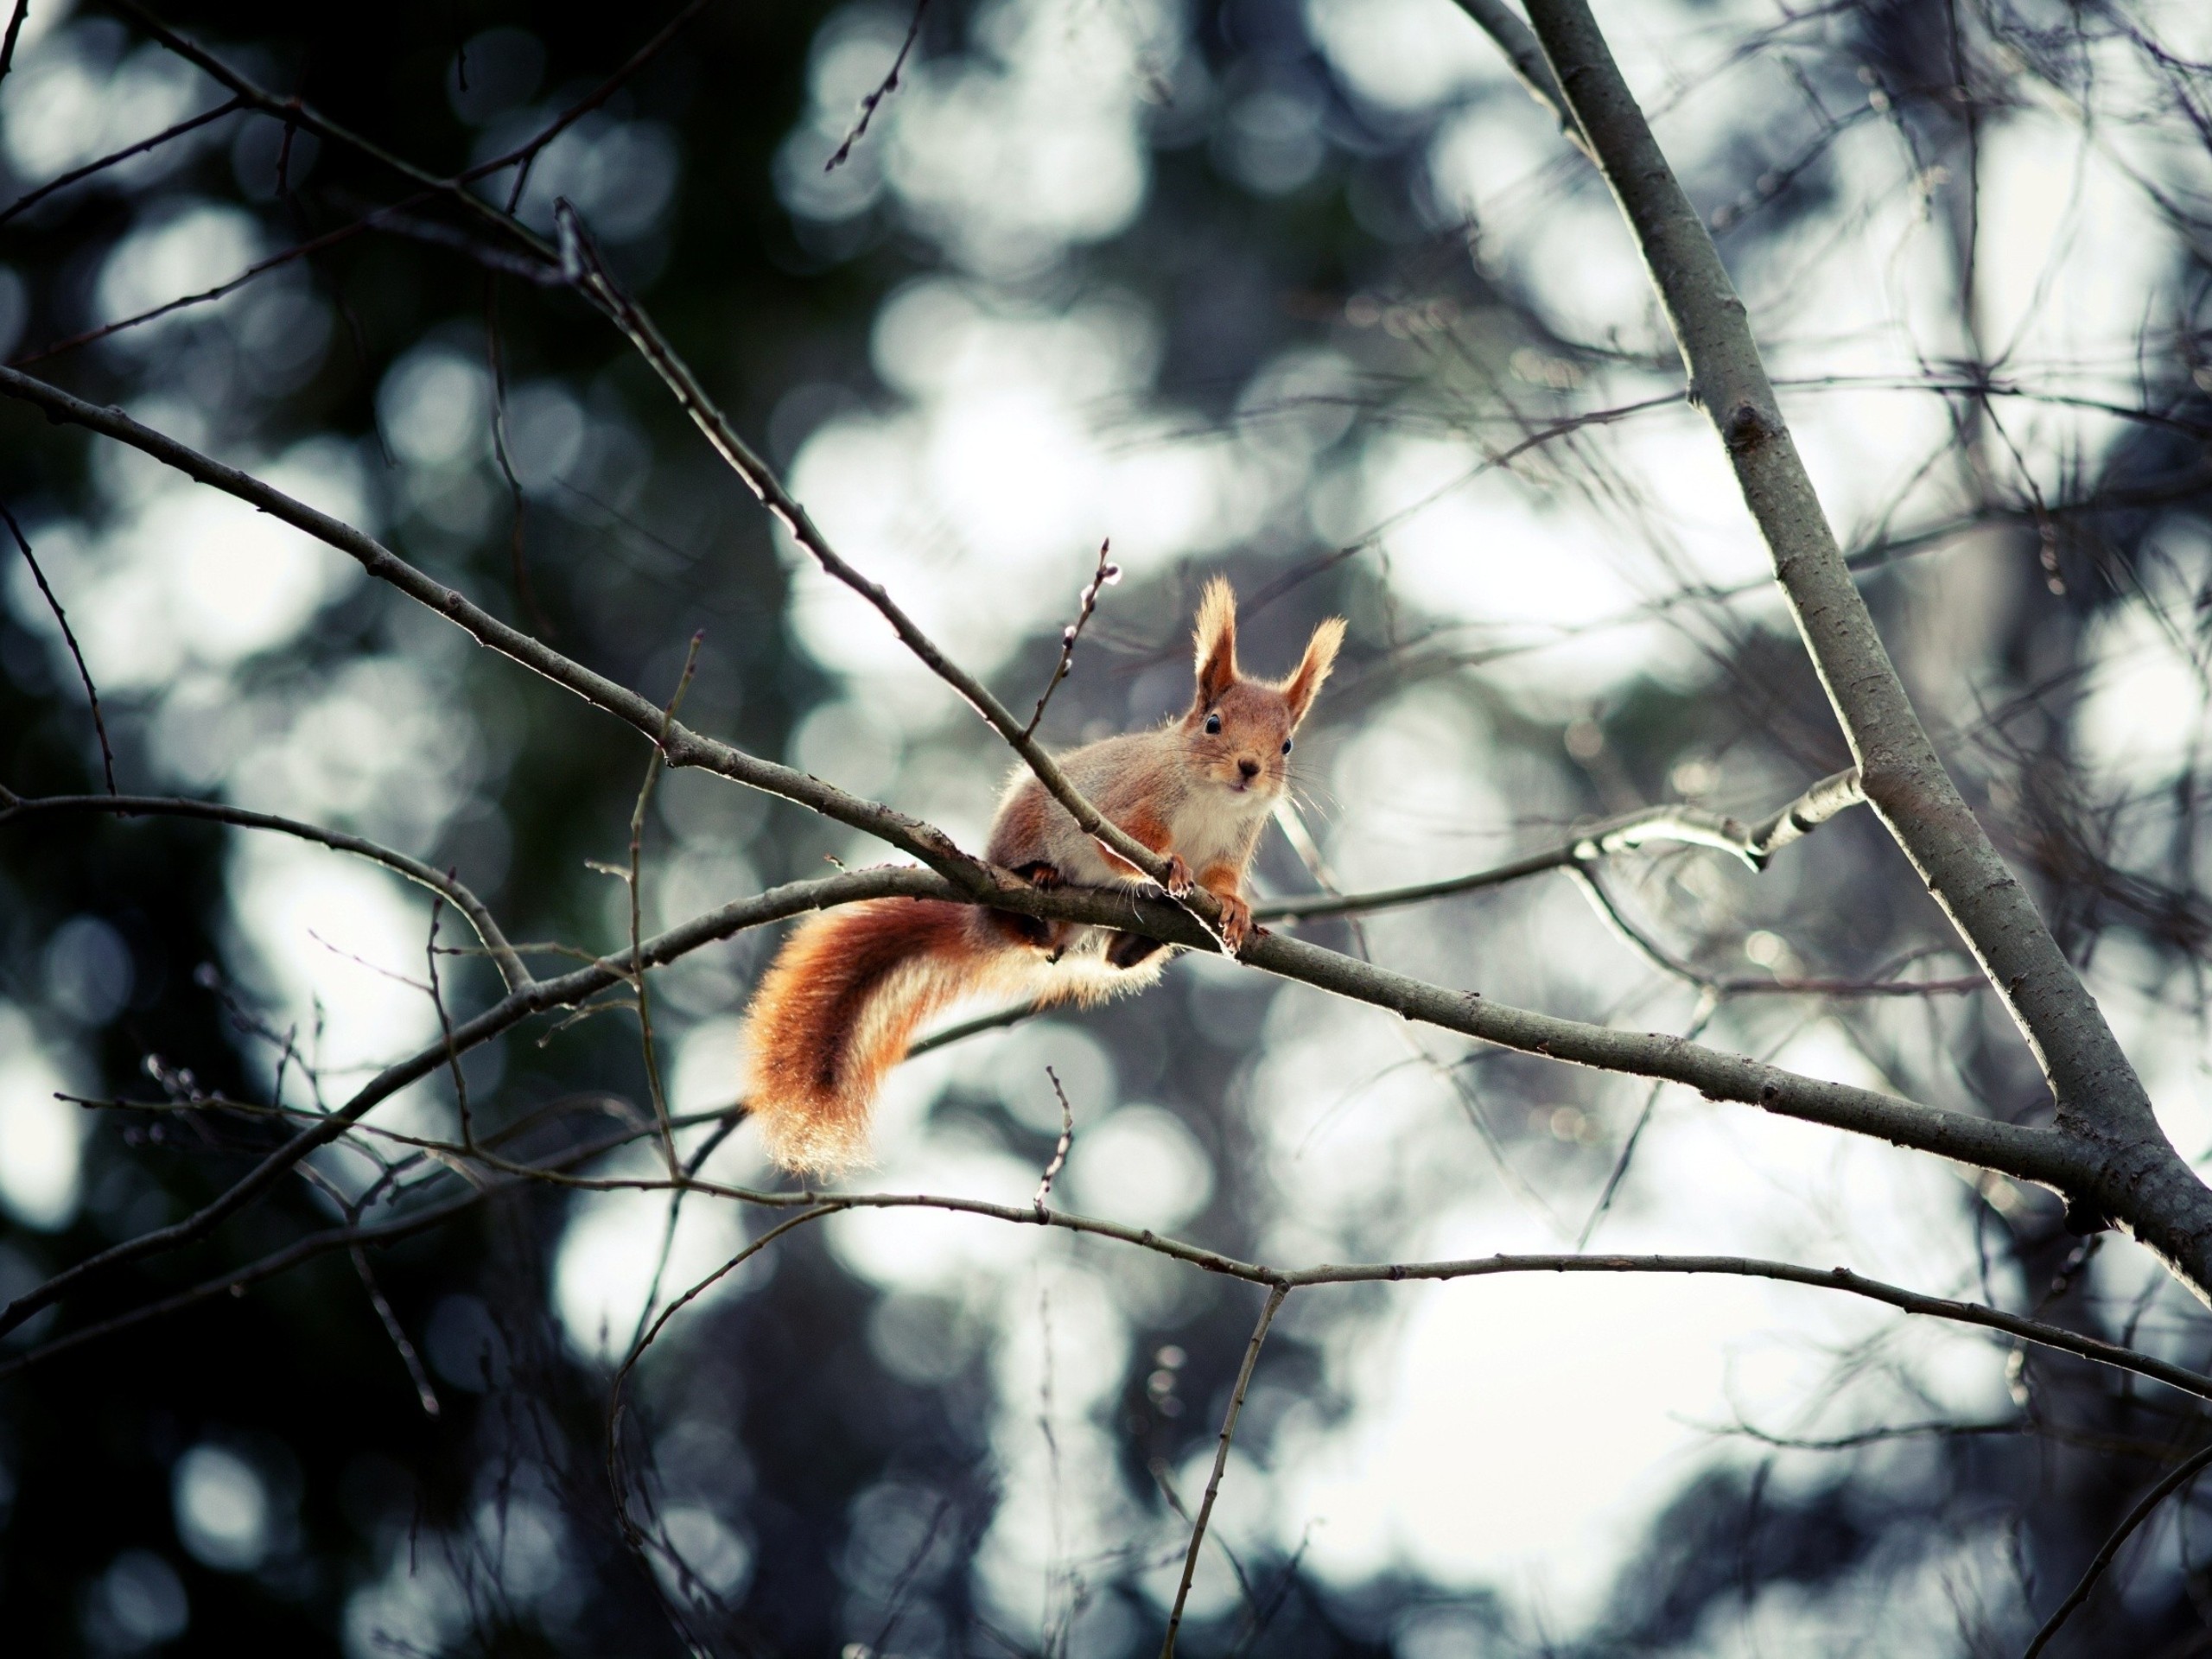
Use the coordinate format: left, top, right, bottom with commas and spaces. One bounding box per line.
0, 96, 245, 227
548, 211, 1205, 918
0, 0, 27, 87
823, 0, 929, 173
1448, 0, 1580, 149
1257, 768, 1865, 924
1161, 1284, 1288, 1658
0, 1116, 652, 1382
351, 1243, 441, 1418
1508, 0, 2210, 1295
10, 207, 391, 365
631, 636, 703, 1179
1, 504, 117, 794
2021, 1440, 2212, 1656
0, 793, 529, 989
0, 864, 945, 1338
111, 1, 554, 261
1033, 1065, 1074, 1215
1579, 991, 1717, 1249
0, 367, 991, 889
1024, 539, 1119, 740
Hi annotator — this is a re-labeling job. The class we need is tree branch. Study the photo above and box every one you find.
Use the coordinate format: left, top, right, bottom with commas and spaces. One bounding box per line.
1, 792, 530, 989
2021, 1439, 2212, 1656
1256, 767, 1863, 923
1, 503, 118, 794
0, 864, 943, 1337
1496, 0, 2210, 1295
1162, 1284, 1287, 1658
0, 365, 994, 893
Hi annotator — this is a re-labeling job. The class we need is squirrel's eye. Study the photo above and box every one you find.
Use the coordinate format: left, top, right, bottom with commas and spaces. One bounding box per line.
1204, 712, 1222, 734
1281, 738, 1294, 755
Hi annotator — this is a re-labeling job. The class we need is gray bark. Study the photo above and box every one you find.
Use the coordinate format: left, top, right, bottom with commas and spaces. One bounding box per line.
1453, 0, 2212, 1295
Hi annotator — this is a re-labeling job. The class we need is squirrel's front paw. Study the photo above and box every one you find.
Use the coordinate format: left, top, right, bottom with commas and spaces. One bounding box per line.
1159, 855, 1195, 899
1214, 892, 1254, 955
1013, 860, 1065, 889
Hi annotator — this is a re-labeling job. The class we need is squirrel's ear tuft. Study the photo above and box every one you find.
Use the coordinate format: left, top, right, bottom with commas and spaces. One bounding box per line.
1281, 616, 1345, 726
1192, 576, 1239, 708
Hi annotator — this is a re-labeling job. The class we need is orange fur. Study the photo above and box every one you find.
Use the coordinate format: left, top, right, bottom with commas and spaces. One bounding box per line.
1279, 616, 1344, 722
741, 899, 991, 1173
1193, 576, 1239, 706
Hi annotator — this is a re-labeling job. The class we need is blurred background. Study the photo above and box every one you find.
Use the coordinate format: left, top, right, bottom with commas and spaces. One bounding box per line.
3, 0, 2212, 1652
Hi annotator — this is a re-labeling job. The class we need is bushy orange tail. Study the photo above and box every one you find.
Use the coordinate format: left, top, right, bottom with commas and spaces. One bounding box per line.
741, 899, 998, 1174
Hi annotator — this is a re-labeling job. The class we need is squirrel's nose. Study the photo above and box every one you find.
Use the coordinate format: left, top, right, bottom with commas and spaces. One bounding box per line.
1237, 757, 1260, 780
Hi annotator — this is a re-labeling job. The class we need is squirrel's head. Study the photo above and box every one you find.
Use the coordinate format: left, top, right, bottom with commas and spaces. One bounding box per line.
1177, 576, 1344, 803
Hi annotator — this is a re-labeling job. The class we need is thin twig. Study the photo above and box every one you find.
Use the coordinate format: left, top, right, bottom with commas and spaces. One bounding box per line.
484, 276, 554, 638
10, 212, 384, 365
0, 792, 528, 988
907, 998, 1051, 1058
546, 210, 1206, 925
0, 0, 28, 86
1033, 1066, 1074, 1215
351, 1244, 441, 1417
1578, 990, 1719, 1249
632, 633, 702, 1179
0, 96, 245, 226
424, 893, 474, 1151
2021, 1439, 2212, 1656
603, 1205, 838, 1560
1254, 769, 1865, 923
1025, 540, 1120, 739
1, 503, 117, 794
1161, 1284, 1288, 1657
0, 865, 947, 1339
0, 365, 988, 887
823, 0, 930, 172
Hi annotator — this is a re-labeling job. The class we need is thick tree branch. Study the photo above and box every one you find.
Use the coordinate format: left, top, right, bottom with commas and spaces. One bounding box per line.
1479, 0, 2210, 1294
1447, 0, 1580, 148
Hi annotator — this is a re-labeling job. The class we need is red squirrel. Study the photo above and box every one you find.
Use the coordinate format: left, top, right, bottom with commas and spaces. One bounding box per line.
740, 577, 1344, 1173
